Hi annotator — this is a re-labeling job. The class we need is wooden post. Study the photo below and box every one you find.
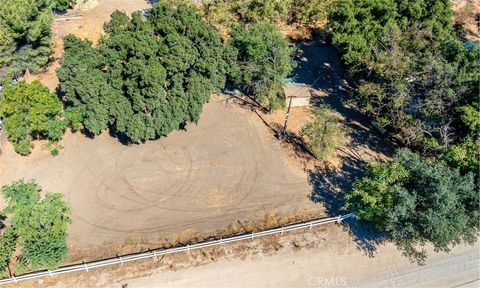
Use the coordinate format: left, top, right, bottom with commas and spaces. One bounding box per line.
279, 96, 293, 140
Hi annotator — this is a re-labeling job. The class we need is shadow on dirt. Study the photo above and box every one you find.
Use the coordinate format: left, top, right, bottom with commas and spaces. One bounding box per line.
308, 159, 385, 257
294, 40, 392, 257
221, 90, 316, 161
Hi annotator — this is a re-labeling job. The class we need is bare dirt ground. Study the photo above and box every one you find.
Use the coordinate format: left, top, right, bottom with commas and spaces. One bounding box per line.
7, 222, 478, 288
0, 94, 320, 261
0, 0, 392, 267
453, 0, 480, 41
126, 227, 480, 288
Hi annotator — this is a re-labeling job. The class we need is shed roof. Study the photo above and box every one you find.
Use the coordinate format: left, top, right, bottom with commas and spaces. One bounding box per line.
283, 84, 311, 98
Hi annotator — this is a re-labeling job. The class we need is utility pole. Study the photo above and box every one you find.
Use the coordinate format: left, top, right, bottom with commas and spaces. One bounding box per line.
279, 96, 293, 140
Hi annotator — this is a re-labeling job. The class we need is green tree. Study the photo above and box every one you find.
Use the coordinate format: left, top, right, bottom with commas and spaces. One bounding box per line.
0, 227, 16, 277
291, 0, 331, 24
344, 161, 408, 229
229, 22, 295, 109
0, 0, 73, 82
345, 149, 478, 264
328, 0, 398, 71
300, 105, 348, 160
0, 27, 15, 71
64, 107, 83, 131
329, 0, 453, 71
396, 0, 452, 39
49, 0, 75, 11
57, 35, 112, 135
58, 1, 231, 142
0, 180, 71, 272
0, 80, 68, 155
329, 0, 479, 184
239, 0, 292, 23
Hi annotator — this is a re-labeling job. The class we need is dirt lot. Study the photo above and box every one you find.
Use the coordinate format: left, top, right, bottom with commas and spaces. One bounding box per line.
0, 0, 396, 273
0, 94, 321, 261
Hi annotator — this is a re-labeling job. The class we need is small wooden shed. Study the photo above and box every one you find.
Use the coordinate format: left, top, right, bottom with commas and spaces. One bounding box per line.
283, 84, 311, 107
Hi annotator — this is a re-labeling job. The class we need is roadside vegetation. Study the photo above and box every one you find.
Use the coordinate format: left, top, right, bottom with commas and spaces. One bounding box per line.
331, 0, 479, 264
345, 149, 478, 264
0, 180, 71, 276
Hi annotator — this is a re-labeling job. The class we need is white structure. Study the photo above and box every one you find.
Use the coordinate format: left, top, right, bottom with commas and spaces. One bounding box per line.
283, 84, 311, 107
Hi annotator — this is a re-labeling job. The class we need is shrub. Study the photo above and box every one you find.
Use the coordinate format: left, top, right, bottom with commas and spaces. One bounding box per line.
345, 149, 478, 264
300, 106, 348, 161
0, 81, 68, 155
0, 180, 71, 272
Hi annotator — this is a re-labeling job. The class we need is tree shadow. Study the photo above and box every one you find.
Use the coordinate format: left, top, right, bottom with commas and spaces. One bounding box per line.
307, 155, 384, 257
0, 214, 5, 230
344, 217, 385, 257
221, 89, 316, 161
292, 40, 395, 157
108, 127, 132, 146
296, 40, 393, 257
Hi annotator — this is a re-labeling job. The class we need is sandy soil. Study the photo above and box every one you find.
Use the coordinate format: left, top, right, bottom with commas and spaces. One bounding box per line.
0, 95, 319, 262
127, 238, 479, 288
9, 222, 478, 288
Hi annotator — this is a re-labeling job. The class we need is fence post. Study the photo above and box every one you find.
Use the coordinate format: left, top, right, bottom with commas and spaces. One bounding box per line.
0, 213, 351, 285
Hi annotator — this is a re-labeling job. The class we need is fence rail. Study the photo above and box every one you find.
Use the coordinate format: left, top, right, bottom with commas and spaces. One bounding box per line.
0, 213, 354, 285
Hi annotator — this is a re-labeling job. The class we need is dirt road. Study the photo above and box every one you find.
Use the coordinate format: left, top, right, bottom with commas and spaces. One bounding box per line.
6, 221, 477, 288
126, 226, 479, 288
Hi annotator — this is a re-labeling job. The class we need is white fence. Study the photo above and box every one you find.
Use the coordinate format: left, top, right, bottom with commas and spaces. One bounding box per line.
0, 213, 354, 285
